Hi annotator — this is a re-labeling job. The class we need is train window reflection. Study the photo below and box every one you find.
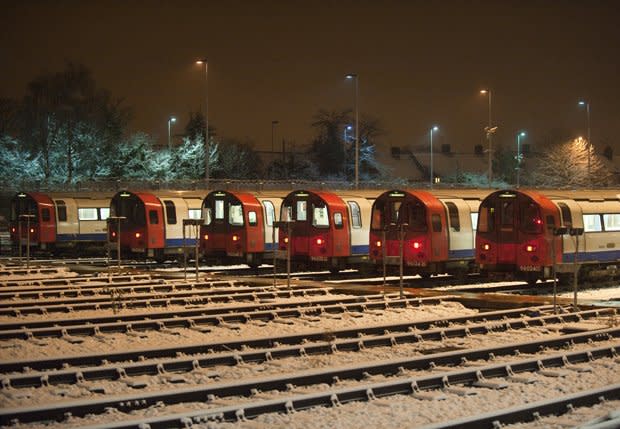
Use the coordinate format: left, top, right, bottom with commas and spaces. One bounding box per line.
312, 205, 329, 227
371, 202, 383, 230
149, 210, 159, 225
78, 208, 98, 221
583, 214, 602, 232
262, 201, 275, 227
248, 211, 257, 226
478, 205, 494, 233
603, 213, 620, 231
229, 204, 244, 226
296, 201, 307, 221
521, 203, 542, 233
215, 200, 224, 220
408, 202, 427, 231
334, 212, 343, 228
558, 203, 572, 228
501, 201, 515, 229
390, 201, 401, 224
100, 208, 110, 220
57, 201, 67, 222
348, 201, 362, 228
203, 208, 212, 225
281, 205, 292, 222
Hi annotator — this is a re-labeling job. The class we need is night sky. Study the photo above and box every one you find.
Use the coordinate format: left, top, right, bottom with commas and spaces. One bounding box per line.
2, 0, 619, 156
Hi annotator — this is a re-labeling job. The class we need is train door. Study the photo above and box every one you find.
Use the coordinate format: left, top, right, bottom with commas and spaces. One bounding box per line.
293, 197, 310, 255
261, 199, 278, 251
441, 199, 474, 259
496, 194, 518, 264
54, 198, 77, 242
346, 200, 365, 255
555, 200, 582, 261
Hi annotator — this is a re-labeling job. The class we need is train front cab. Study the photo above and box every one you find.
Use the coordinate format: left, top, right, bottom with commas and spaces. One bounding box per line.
110, 191, 165, 259
369, 190, 449, 276
10, 192, 56, 251
278, 190, 368, 272
476, 189, 562, 284
200, 190, 280, 268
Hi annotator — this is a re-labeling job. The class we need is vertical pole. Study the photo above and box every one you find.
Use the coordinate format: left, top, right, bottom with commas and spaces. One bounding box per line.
116, 220, 121, 270
18, 218, 22, 262
168, 119, 171, 151
354, 76, 359, 189
183, 222, 187, 281
203, 62, 210, 188
516, 134, 521, 188
382, 228, 387, 294
195, 223, 199, 282
107, 220, 111, 279
430, 128, 434, 189
26, 215, 31, 270
272, 221, 277, 287
488, 90, 493, 187
551, 234, 557, 314
573, 234, 579, 310
286, 222, 291, 289
586, 103, 591, 187
399, 224, 404, 299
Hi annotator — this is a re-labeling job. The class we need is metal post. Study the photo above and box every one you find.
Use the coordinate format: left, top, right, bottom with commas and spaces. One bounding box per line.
430, 128, 434, 189
183, 221, 187, 281
346, 73, 359, 189
18, 217, 22, 262
272, 222, 277, 287
116, 220, 121, 270
399, 223, 407, 299
195, 223, 200, 282
551, 232, 557, 314
382, 228, 387, 293
196, 59, 209, 187
573, 234, 579, 310
586, 103, 591, 187
286, 221, 291, 289
25, 215, 31, 270
487, 90, 493, 187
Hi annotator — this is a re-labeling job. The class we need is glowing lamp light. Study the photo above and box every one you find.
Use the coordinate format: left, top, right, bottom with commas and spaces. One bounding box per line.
232, 235, 239, 242
284, 237, 289, 244
483, 244, 490, 251
526, 245, 537, 252
135, 232, 141, 239
111, 231, 116, 237
412, 241, 422, 249
203, 234, 209, 240
315, 238, 324, 246
30, 228, 34, 233
375, 240, 382, 247
11, 227, 16, 233
534, 218, 542, 225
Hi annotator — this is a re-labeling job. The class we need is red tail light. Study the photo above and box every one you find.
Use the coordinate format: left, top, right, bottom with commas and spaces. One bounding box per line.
11, 227, 16, 233
483, 243, 490, 251
232, 235, 239, 242
375, 240, 382, 247
111, 231, 116, 237
412, 241, 422, 249
315, 237, 324, 246
525, 244, 537, 252
135, 232, 141, 239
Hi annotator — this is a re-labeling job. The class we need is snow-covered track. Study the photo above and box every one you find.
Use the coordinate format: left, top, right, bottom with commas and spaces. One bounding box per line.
1, 328, 617, 427
0, 294, 451, 340
0, 307, 613, 389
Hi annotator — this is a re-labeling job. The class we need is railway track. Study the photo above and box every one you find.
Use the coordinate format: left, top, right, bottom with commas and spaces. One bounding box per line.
0, 293, 450, 340
1, 327, 617, 427
0, 307, 613, 389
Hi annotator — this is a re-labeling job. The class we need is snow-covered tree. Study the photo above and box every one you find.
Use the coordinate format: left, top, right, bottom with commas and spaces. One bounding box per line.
533, 138, 613, 187
110, 132, 156, 179
0, 136, 43, 184
211, 138, 262, 179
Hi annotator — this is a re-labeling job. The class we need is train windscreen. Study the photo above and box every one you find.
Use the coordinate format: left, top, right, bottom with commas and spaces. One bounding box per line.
112, 195, 145, 226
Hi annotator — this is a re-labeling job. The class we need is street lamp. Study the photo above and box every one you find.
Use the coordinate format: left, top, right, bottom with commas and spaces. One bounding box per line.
430, 126, 439, 188
196, 59, 209, 186
578, 100, 591, 186
345, 73, 359, 189
516, 131, 526, 188
271, 120, 279, 154
167, 116, 176, 150
343, 124, 352, 142
480, 89, 495, 187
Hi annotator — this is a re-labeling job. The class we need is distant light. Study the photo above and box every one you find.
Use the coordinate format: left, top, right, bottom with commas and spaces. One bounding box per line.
519, 131, 526, 137
432, 126, 439, 132
578, 100, 586, 106
170, 117, 176, 123
480, 89, 488, 94
346, 125, 353, 130
196, 59, 207, 65
345, 73, 357, 79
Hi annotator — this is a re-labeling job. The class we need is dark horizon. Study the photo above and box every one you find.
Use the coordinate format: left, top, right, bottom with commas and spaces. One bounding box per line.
2, 0, 618, 156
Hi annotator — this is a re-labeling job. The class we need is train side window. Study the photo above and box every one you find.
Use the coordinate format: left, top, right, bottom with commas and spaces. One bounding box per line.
281, 205, 293, 222
583, 214, 602, 232
262, 201, 275, 227
164, 200, 177, 224
248, 211, 257, 226
78, 208, 98, 221
99, 207, 110, 220
149, 210, 159, 225
203, 207, 213, 225
445, 202, 460, 232
215, 200, 225, 220
296, 201, 307, 221
229, 204, 244, 226
431, 214, 442, 232
557, 203, 572, 228
603, 213, 620, 231
188, 209, 202, 219
312, 205, 329, 227
41, 208, 51, 222
521, 203, 542, 233
408, 202, 427, 231
56, 201, 67, 222
334, 212, 343, 229
347, 201, 362, 228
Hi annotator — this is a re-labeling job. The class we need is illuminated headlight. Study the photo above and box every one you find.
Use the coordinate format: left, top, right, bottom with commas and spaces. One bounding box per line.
135, 232, 141, 239
284, 237, 289, 243
526, 245, 536, 252
375, 240, 382, 247
315, 238, 324, 245
203, 234, 209, 240
412, 241, 422, 249
483, 244, 490, 251
232, 235, 239, 242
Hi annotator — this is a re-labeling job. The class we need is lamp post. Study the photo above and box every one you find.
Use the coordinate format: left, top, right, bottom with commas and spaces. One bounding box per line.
343, 124, 352, 142
480, 89, 494, 187
578, 100, 591, 186
345, 73, 359, 189
271, 120, 279, 154
516, 131, 526, 188
343, 124, 352, 179
196, 59, 209, 187
167, 116, 176, 150
430, 126, 439, 188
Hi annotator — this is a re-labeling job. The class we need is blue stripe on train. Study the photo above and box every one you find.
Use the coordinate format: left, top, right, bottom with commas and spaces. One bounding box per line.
562, 249, 620, 263
57, 233, 107, 242
449, 249, 475, 259
165, 238, 198, 247
351, 244, 369, 255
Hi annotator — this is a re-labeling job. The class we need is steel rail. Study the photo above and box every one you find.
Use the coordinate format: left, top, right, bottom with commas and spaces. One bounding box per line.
1, 330, 617, 426
0, 295, 449, 340
0, 286, 330, 316
0, 305, 560, 372
419, 384, 620, 429
1, 308, 613, 389
0, 273, 154, 288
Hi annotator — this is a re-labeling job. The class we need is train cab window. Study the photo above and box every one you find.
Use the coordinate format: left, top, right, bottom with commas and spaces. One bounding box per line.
347, 201, 362, 228
312, 204, 329, 227
229, 204, 244, 226
262, 201, 275, 227
408, 202, 427, 231
431, 214, 442, 232
371, 203, 384, 230
215, 200, 225, 220
583, 214, 602, 232
477, 205, 494, 233
56, 201, 67, 222
521, 203, 542, 233
390, 201, 402, 224
500, 201, 515, 230
248, 211, 257, 226
603, 214, 620, 231
100, 207, 110, 220
445, 202, 460, 232
334, 212, 343, 229
78, 208, 98, 221
558, 203, 572, 228
296, 201, 307, 221
203, 207, 213, 225
149, 210, 159, 225
41, 208, 51, 222
281, 205, 293, 222
188, 209, 202, 219
164, 200, 177, 224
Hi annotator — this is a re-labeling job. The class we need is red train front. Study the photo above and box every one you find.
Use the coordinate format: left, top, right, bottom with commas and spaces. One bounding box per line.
476, 189, 562, 284
9, 192, 57, 252
369, 190, 448, 276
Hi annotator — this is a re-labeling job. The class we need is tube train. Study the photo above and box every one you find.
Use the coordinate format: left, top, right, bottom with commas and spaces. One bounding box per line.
9, 188, 620, 284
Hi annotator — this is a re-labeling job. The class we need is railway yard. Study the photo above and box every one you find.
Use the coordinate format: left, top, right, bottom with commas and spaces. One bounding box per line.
0, 258, 618, 428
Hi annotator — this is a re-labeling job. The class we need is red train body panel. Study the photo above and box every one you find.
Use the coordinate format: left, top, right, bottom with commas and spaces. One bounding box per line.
9, 192, 57, 249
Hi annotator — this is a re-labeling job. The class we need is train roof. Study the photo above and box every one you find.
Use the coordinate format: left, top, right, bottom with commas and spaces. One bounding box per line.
488, 189, 620, 202
112, 190, 208, 200
14, 191, 115, 200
